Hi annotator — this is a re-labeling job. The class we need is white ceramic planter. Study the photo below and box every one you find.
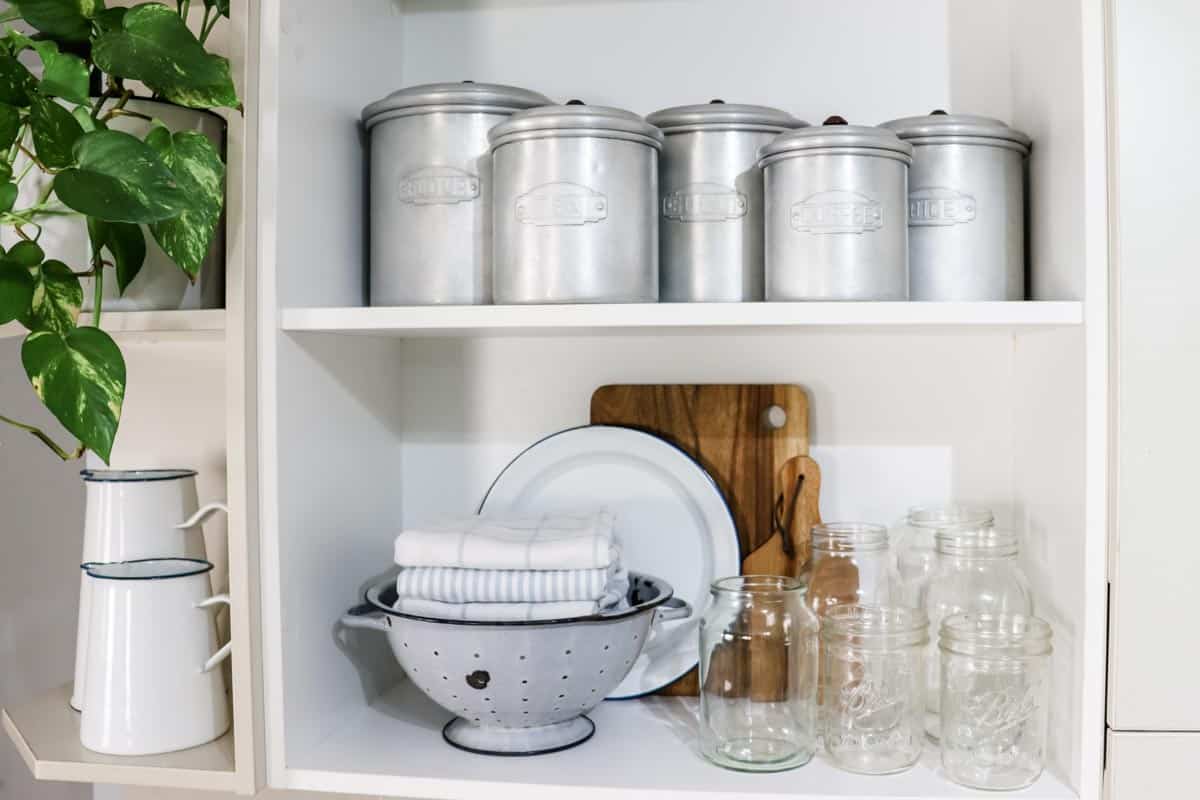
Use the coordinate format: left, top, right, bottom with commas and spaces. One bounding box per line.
4, 99, 226, 311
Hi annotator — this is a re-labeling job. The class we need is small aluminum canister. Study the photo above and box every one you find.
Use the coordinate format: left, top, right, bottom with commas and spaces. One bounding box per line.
489, 103, 663, 304
882, 112, 1031, 301
363, 82, 550, 306
646, 101, 806, 302
759, 119, 913, 301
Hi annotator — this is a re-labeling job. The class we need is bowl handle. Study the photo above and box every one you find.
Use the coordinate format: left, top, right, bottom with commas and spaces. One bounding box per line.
654, 596, 691, 623
340, 602, 391, 633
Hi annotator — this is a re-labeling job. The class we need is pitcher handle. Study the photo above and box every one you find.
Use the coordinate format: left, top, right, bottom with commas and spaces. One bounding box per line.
196, 593, 232, 672
176, 501, 229, 530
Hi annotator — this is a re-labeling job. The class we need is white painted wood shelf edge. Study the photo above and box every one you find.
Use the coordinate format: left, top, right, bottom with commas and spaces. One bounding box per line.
280, 301, 1084, 336
0, 309, 226, 340
1, 684, 239, 791
277, 682, 1077, 800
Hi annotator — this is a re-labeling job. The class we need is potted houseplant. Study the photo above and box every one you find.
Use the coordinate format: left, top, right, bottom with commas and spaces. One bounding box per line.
0, 0, 239, 464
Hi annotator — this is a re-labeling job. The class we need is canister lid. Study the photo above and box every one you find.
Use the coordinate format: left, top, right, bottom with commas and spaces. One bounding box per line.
489, 102, 664, 150
757, 116, 913, 165
646, 100, 807, 134
362, 81, 552, 129
881, 110, 1031, 154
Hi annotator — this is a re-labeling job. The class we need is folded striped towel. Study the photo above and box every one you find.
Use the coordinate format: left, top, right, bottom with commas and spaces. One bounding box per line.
393, 511, 617, 571
394, 562, 630, 606
393, 596, 609, 622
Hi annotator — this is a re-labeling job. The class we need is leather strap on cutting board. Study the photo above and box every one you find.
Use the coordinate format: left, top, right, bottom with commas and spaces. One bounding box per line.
590, 384, 823, 696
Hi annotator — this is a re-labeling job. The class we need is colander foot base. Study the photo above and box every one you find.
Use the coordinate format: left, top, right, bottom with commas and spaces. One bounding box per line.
442, 715, 596, 756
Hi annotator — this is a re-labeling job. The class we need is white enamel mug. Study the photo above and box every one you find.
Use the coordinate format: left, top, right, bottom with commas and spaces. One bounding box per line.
80, 558, 232, 756
72, 468, 228, 711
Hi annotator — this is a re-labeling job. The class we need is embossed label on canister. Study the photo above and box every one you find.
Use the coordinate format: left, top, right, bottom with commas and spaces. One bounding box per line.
791, 191, 883, 234
909, 187, 976, 226
516, 182, 608, 226
397, 166, 480, 205
662, 183, 747, 223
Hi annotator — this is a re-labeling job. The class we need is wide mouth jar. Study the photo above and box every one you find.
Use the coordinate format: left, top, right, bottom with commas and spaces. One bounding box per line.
907, 505, 994, 530
820, 604, 929, 650
934, 526, 1019, 558
711, 574, 805, 599
939, 612, 1052, 659
811, 523, 889, 553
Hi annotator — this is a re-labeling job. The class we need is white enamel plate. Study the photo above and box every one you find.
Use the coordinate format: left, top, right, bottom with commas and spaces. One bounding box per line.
479, 425, 740, 698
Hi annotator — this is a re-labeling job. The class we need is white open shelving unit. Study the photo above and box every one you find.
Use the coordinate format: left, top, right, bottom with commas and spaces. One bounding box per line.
0, 1, 263, 795
257, 2, 1110, 800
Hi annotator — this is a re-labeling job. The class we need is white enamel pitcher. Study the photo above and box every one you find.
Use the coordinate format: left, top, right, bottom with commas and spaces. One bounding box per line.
80, 558, 232, 756
72, 469, 227, 711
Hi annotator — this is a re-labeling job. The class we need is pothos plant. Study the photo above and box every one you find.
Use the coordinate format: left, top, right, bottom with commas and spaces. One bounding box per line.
0, 0, 238, 464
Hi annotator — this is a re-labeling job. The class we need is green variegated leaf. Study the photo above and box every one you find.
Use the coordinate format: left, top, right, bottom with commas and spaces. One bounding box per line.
54, 130, 190, 222
0, 103, 20, 150
30, 91, 84, 169
71, 105, 101, 132
19, 258, 82, 335
92, 5, 227, 89
8, 241, 45, 266
0, 51, 36, 106
21, 326, 125, 463
145, 127, 222, 278
2, 31, 37, 55
88, 218, 146, 293
0, 258, 35, 324
160, 55, 238, 110
9, 0, 99, 42
0, 182, 17, 212
92, 6, 126, 34
32, 41, 90, 105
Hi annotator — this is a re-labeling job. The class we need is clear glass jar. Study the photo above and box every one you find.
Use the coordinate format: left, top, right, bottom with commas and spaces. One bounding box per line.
919, 527, 1033, 740
820, 605, 928, 775
802, 522, 898, 617
940, 613, 1053, 790
699, 575, 819, 772
894, 505, 994, 608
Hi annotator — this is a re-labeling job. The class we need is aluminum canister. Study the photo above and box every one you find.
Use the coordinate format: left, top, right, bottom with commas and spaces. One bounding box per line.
489, 102, 663, 304
882, 112, 1031, 301
363, 82, 551, 306
759, 118, 913, 301
646, 101, 806, 302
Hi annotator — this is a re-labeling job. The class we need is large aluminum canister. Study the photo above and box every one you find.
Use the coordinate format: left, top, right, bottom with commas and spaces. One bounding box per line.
489, 102, 662, 304
646, 101, 806, 302
759, 118, 913, 301
363, 82, 551, 306
882, 112, 1031, 301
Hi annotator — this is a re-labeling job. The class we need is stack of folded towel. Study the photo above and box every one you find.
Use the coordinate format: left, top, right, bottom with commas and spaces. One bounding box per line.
392, 511, 629, 622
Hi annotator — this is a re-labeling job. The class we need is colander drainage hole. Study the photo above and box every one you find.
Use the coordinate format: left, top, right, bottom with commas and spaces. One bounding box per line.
599, 669, 605, 674
553, 707, 560, 711
484, 697, 490, 702
519, 655, 526, 660
521, 679, 528, 685
473, 653, 480, 658
565, 649, 572, 655
561, 675, 568, 680
433, 650, 439, 656
557, 693, 565, 699
522, 698, 529, 702
634, 634, 639, 640
603, 645, 610, 650
523, 711, 529, 715
442, 675, 448, 680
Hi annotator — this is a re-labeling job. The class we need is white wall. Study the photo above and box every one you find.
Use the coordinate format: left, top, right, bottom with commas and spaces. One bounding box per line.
0, 338, 88, 800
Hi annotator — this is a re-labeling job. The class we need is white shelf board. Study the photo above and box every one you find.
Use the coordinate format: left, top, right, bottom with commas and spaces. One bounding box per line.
0, 309, 226, 341
280, 302, 1083, 337
280, 682, 1076, 800
1, 684, 240, 792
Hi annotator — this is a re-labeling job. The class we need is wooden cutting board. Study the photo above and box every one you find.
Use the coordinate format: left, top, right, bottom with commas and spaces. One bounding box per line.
590, 384, 823, 696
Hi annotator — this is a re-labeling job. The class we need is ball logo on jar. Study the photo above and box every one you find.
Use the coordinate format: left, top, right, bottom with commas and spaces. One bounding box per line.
791, 190, 883, 234
663, 183, 747, 223
397, 166, 480, 206
908, 187, 977, 226
961, 681, 1041, 734
840, 676, 907, 731
516, 182, 609, 226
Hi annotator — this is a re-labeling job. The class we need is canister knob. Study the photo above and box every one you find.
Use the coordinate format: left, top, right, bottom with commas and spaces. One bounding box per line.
823, 115, 848, 126
709, 99, 725, 104
566, 99, 585, 105
930, 108, 948, 115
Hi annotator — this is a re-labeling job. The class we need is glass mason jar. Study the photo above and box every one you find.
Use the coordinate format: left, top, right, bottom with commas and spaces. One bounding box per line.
940, 613, 1053, 791
699, 575, 819, 772
893, 505, 994, 608
820, 605, 928, 775
920, 527, 1032, 740
802, 523, 898, 617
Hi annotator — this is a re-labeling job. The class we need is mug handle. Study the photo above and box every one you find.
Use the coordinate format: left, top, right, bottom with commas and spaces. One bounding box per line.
196, 593, 232, 673
176, 501, 230, 530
